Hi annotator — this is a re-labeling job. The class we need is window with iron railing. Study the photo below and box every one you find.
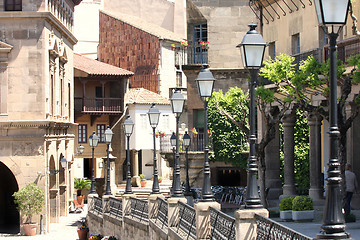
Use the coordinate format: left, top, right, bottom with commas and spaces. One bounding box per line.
190, 24, 208, 64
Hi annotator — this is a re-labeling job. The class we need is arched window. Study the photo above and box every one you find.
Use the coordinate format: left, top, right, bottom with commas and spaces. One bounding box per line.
5, 0, 22, 11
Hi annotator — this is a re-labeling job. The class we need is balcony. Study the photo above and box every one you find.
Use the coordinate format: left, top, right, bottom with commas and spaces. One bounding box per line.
325, 37, 360, 64
291, 48, 323, 67
175, 41, 208, 66
74, 97, 123, 114
160, 133, 212, 153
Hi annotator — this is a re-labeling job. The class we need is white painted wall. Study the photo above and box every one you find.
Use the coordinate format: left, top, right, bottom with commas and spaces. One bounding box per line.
159, 42, 187, 99
127, 103, 176, 179
74, 0, 103, 59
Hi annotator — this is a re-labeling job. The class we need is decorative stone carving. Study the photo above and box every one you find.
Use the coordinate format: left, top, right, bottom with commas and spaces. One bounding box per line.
13, 143, 44, 156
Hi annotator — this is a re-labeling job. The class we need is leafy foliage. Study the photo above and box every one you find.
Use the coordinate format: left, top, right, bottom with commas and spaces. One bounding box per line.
292, 196, 313, 211
279, 196, 294, 211
13, 183, 45, 223
279, 110, 310, 191
207, 87, 249, 168
74, 178, 91, 190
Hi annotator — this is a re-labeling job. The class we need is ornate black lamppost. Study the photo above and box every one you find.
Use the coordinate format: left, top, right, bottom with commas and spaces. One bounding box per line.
314, 1, 351, 239
170, 132, 176, 194
148, 103, 161, 194
170, 88, 186, 197
195, 64, 216, 201
89, 131, 99, 194
183, 131, 191, 196
237, 23, 267, 209
104, 126, 114, 195
123, 115, 135, 194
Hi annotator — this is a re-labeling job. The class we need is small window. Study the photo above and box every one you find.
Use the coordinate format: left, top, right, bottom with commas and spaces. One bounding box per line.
269, 42, 276, 59
78, 125, 87, 143
5, 0, 22, 11
176, 71, 182, 87
292, 34, 300, 55
97, 124, 106, 143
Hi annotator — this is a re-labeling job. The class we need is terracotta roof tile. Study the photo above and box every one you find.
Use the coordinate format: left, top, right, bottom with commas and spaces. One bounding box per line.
74, 53, 134, 76
125, 88, 170, 105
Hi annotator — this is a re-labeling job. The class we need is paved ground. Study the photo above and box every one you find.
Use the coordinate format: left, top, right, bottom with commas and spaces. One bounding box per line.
273, 208, 360, 239
0, 205, 87, 239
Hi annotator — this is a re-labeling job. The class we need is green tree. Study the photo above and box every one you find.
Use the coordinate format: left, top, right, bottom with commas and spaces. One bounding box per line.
260, 53, 360, 202
13, 183, 45, 224
208, 87, 249, 169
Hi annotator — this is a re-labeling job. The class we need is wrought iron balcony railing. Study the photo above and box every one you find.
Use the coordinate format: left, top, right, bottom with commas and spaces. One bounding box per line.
325, 37, 360, 64
74, 97, 123, 114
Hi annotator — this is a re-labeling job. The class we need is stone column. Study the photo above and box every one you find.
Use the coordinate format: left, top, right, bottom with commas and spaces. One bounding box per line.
133, 150, 139, 176
148, 194, 164, 219
235, 208, 268, 240
307, 113, 323, 202
282, 111, 297, 196
167, 197, 187, 227
264, 123, 283, 206
194, 201, 221, 239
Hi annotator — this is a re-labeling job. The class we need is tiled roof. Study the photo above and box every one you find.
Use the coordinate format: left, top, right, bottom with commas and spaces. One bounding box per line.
125, 88, 170, 105
74, 53, 134, 76
100, 10, 185, 43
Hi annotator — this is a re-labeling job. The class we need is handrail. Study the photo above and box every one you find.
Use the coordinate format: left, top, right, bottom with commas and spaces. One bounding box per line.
209, 207, 236, 240
92, 196, 103, 215
255, 214, 314, 240
128, 197, 149, 223
109, 197, 122, 219
154, 197, 168, 229
177, 201, 196, 240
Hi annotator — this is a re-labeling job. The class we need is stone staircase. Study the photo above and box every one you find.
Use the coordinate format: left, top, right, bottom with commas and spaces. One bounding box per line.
115, 181, 172, 200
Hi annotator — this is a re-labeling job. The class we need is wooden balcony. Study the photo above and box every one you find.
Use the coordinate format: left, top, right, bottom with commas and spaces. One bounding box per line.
74, 97, 123, 114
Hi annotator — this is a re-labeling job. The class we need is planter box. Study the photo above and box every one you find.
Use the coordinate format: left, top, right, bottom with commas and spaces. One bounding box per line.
292, 210, 314, 221
280, 210, 292, 221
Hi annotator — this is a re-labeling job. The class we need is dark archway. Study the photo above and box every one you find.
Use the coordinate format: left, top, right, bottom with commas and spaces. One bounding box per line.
0, 161, 20, 233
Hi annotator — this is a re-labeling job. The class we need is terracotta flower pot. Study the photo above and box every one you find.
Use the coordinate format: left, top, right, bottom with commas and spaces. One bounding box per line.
140, 181, 147, 187
23, 223, 37, 236
77, 229, 88, 240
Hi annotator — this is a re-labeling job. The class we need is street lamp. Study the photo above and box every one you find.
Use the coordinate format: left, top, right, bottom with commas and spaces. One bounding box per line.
148, 103, 161, 194
49, 157, 68, 175
195, 64, 216, 201
104, 125, 113, 195
237, 23, 267, 209
170, 132, 176, 194
124, 115, 135, 194
170, 88, 186, 197
89, 131, 99, 194
183, 132, 191, 196
314, 1, 351, 239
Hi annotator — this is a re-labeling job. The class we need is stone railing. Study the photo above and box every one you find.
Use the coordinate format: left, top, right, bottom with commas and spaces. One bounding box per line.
255, 214, 314, 240
86, 194, 312, 240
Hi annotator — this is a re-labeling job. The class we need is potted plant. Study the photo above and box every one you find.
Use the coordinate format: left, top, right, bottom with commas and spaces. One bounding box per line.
140, 174, 147, 187
292, 196, 314, 221
181, 40, 188, 49
191, 128, 198, 137
171, 44, 175, 50
200, 41, 209, 49
89, 234, 103, 240
279, 196, 294, 221
158, 177, 163, 183
77, 220, 89, 240
13, 183, 45, 236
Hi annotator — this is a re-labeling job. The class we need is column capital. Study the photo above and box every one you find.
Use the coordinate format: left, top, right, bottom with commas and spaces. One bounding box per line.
282, 110, 297, 126
307, 112, 323, 125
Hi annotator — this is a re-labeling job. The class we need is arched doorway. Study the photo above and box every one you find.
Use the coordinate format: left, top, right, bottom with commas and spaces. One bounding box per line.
0, 161, 20, 233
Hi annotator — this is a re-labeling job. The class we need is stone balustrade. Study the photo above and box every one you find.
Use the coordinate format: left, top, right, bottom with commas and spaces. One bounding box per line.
86, 194, 271, 240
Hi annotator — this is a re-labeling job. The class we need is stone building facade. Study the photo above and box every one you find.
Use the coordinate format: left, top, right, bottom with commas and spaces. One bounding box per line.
251, 0, 360, 207
0, 0, 81, 234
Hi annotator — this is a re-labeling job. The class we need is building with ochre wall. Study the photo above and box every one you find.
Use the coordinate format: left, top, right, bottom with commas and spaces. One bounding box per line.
0, 0, 81, 234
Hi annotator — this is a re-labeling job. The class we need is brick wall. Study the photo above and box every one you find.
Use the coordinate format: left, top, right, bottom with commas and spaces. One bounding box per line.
99, 12, 161, 93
